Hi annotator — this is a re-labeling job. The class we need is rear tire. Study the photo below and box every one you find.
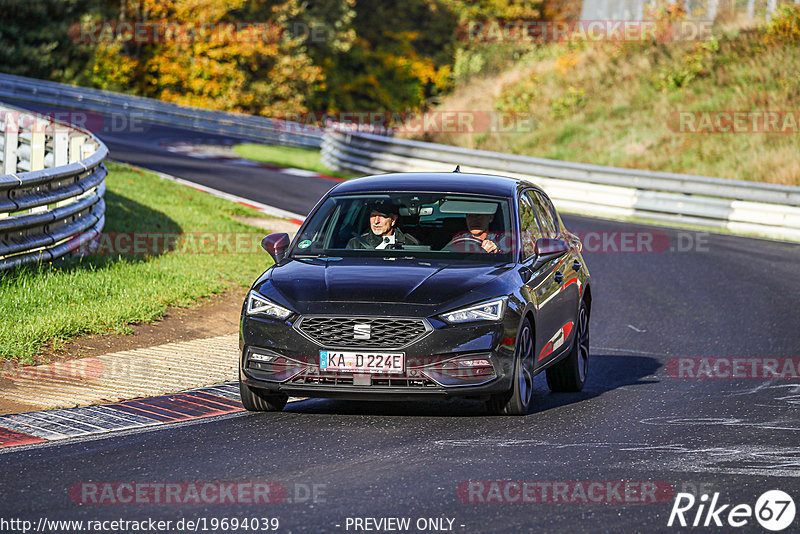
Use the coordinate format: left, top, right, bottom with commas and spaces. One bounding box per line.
546, 301, 589, 392
486, 318, 534, 416
239, 379, 288, 412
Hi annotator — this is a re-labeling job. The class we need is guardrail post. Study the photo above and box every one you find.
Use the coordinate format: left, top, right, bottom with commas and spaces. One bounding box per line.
53, 128, 69, 167
69, 134, 86, 163
26, 117, 49, 214
51, 127, 74, 209
80, 141, 96, 160
2, 111, 18, 175
29, 118, 46, 172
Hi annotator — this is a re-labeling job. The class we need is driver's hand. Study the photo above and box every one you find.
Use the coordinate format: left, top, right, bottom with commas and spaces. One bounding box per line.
482, 240, 498, 253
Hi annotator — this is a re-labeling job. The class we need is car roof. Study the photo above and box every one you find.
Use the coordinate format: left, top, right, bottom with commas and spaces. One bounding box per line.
329, 172, 530, 197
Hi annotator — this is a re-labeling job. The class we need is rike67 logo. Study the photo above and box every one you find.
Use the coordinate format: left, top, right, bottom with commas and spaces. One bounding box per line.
668, 490, 796, 531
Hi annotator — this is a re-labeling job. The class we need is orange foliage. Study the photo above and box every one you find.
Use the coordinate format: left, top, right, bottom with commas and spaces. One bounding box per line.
92, 0, 322, 117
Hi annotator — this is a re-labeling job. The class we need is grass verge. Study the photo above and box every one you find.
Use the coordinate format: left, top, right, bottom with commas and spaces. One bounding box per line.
423, 8, 800, 186
232, 143, 357, 180
0, 162, 276, 364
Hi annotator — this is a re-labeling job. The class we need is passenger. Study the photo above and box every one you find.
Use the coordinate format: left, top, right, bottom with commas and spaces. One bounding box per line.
347, 200, 419, 249
445, 209, 504, 253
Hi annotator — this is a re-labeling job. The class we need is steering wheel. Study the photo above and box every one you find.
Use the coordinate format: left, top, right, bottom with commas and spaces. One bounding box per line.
444, 235, 486, 252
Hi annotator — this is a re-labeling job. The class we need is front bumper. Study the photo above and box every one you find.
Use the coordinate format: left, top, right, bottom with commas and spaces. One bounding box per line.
240, 313, 518, 400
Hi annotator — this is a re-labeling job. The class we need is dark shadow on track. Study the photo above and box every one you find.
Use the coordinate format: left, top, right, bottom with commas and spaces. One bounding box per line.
528, 353, 661, 414
281, 354, 661, 417
0, 190, 182, 278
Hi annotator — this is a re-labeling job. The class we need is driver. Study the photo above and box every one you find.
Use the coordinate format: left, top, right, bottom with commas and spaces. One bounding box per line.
347, 200, 419, 249
445, 208, 504, 254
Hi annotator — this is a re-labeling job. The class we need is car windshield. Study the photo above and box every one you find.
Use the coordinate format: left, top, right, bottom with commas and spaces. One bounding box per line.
291, 193, 515, 261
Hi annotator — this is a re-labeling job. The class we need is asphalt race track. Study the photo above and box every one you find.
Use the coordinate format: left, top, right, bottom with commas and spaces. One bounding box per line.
2, 101, 800, 533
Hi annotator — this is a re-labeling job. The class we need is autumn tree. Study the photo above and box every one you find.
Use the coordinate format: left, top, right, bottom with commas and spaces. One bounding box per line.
1, 0, 549, 116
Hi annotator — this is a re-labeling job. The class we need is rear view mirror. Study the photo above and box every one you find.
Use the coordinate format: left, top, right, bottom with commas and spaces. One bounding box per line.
439, 200, 498, 215
534, 238, 569, 257
261, 233, 290, 263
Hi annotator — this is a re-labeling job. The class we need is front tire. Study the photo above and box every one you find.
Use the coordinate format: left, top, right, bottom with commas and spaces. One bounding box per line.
546, 301, 589, 392
487, 318, 534, 416
239, 378, 288, 412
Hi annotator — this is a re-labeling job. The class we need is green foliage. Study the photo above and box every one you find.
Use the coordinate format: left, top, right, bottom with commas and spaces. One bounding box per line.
307, 0, 457, 112
452, 43, 533, 84
495, 77, 541, 113
354, 0, 459, 68
763, 3, 800, 43
550, 86, 587, 117
309, 37, 447, 113
0, 0, 96, 82
446, 0, 546, 85
441, 0, 542, 19
651, 37, 720, 90
453, 47, 486, 82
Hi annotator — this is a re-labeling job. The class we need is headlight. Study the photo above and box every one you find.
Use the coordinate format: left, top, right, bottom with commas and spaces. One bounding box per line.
246, 292, 293, 320
440, 297, 507, 324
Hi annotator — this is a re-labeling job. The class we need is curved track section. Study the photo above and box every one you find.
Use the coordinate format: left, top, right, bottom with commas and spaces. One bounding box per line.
2, 100, 800, 533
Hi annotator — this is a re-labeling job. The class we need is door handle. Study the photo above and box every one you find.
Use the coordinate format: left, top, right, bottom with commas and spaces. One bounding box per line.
573, 261, 582, 272
554, 271, 564, 284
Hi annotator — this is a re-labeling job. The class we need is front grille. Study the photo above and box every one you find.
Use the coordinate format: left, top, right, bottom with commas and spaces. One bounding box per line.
296, 317, 429, 348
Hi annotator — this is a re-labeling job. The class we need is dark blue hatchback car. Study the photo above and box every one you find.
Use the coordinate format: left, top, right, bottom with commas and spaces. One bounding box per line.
239, 172, 591, 415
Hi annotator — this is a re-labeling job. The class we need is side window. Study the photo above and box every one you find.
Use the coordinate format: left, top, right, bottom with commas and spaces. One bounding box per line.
518, 193, 542, 259
525, 190, 556, 238
535, 191, 560, 237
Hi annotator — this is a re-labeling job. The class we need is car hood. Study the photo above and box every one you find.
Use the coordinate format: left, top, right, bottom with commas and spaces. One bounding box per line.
267, 257, 512, 306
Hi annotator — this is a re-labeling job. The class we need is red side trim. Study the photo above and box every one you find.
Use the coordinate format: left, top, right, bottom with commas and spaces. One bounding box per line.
562, 321, 574, 339
562, 277, 579, 290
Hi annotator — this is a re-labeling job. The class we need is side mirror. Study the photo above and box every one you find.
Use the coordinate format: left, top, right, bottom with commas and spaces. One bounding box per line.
261, 233, 290, 263
534, 238, 569, 258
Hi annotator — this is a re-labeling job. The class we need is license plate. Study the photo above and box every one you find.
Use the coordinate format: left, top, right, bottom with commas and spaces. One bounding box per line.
319, 351, 405, 374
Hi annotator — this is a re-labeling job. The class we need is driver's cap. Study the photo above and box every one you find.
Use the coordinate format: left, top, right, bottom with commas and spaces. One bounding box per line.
368, 200, 400, 216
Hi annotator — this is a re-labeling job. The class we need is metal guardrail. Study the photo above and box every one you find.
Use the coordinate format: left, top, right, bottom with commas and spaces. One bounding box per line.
0, 73, 322, 149
1, 104, 106, 270
322, 130, 800, 242
3, 73, 798, 242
